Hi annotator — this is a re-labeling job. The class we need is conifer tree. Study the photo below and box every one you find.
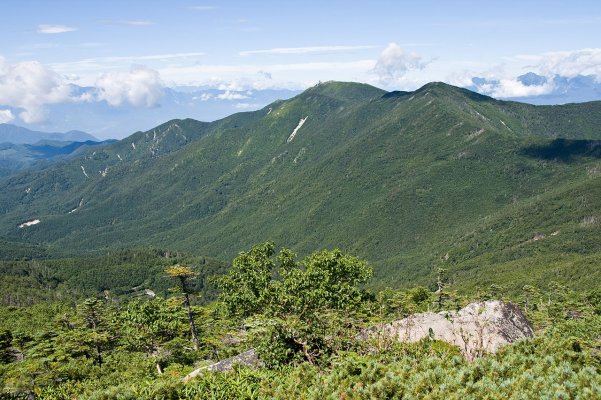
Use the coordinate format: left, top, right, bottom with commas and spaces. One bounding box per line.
0, 329, 12, 364
435, 268, 449, 310
165, 264, 200, 351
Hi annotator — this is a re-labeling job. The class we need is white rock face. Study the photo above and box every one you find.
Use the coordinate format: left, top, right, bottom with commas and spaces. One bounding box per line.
18, 219, 40, 228
287, 116, 308, 143
367, 301, 534, 360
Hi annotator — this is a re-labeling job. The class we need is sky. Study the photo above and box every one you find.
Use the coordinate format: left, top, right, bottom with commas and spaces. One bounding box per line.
1, 0, 601, 137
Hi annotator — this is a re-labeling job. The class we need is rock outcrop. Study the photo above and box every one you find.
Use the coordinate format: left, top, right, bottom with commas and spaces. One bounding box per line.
365, 300, 534, 360
183, 349, 260, 382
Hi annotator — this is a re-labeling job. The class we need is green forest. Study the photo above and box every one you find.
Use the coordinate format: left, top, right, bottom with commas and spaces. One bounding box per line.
1, 241, 599, 399
1, 82, 601, 398
1, 0, 601, 397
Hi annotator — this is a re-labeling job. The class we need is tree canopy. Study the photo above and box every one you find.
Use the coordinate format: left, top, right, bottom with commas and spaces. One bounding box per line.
217, 242, 373, 365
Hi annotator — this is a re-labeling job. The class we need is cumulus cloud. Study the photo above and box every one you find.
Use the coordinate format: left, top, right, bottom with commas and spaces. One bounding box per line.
534, 48, 601, 79
216, 90, 249, 100
193, 93, 213, 101
95, 66, 164, 107
373, 43, 428, 84
37, 24, 77, 34
475, 78, 555, 98
0, 109, 15, 123
0, 57, 74, 123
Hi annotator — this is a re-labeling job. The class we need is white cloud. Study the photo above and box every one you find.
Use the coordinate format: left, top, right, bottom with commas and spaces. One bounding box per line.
124, 20, 154, 26
446, 72, 476, 88
533, 48, 601, 79
57, 52, 205, 66
453, 48, 601, 98
373, 43, 428, 85
258, 70, 272, 80
240, 45, 374, 56
193, 93, 213, 101
37, 24, 77, 34
216, 90, 249, 100
50, 53, 206, 84
95, 65, 164, 107
159, 60, 375, 89
0, 57, 74, 123
191, 5, 217, 11
0, 109, 15, 123
477, 79, 555, 98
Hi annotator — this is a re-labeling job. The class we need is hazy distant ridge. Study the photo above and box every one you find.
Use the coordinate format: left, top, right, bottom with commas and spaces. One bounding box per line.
0, 123, 97, 144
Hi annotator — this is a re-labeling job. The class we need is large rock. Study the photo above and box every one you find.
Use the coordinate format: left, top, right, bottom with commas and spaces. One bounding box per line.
366, 300, 534, 360
183, 349, 260, 382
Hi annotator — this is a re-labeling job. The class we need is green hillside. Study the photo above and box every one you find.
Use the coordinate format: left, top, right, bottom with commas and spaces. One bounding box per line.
0, 139, 115, 177
1, 81, 600, 289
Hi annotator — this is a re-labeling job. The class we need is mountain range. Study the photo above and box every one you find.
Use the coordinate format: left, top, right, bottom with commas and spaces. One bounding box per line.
470, 73, 601, 105
0, 139, 116, 177
10, 73, 601, 142
11, 87, 300, 140
0, 124, 96, 144
1, 81, 600, 290
0, 124, 111, 177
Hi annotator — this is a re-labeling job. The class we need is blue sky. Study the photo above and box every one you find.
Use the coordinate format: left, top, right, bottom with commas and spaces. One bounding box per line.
1, 0, 601, 137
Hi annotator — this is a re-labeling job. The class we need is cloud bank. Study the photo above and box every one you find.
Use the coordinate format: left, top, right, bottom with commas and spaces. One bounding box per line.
0, 57, 74, 123
474, 78, 555, 98
534, 48, 601, 79
458, 48, 601, 98
95, 66, 163, 107
0, 57, 165, 124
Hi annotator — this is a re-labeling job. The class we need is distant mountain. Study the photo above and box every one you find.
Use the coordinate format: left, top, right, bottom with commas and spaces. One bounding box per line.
0, 139, 116, 176
14, 87, 300, 140
1, 81, 601, 290
0, 124, 97, 144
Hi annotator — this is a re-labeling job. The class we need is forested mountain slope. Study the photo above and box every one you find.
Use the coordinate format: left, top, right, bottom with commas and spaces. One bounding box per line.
1, 81, 601, 287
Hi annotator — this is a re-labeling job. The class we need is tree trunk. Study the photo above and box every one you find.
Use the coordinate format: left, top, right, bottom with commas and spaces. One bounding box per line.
183, 292, 199, 351
95, 344, 103, 368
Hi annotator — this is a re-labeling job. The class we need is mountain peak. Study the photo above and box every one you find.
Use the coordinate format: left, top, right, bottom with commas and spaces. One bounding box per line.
414, 81, 495, 102
302, 81, 386, 103
518, 72, 548, 87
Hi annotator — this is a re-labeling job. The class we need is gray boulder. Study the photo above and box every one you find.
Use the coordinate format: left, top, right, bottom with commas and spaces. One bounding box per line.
183, 349, 260, 382
366, 300, 534, 360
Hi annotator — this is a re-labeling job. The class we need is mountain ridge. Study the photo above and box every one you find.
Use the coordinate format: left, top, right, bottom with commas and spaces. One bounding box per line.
0, 123, 97, 144
1, 81, 600, 289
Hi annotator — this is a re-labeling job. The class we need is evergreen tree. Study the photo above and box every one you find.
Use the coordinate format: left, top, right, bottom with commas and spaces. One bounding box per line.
0, 329, 13, 364
165, 265, 200, 351
435, 268, 449, 310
